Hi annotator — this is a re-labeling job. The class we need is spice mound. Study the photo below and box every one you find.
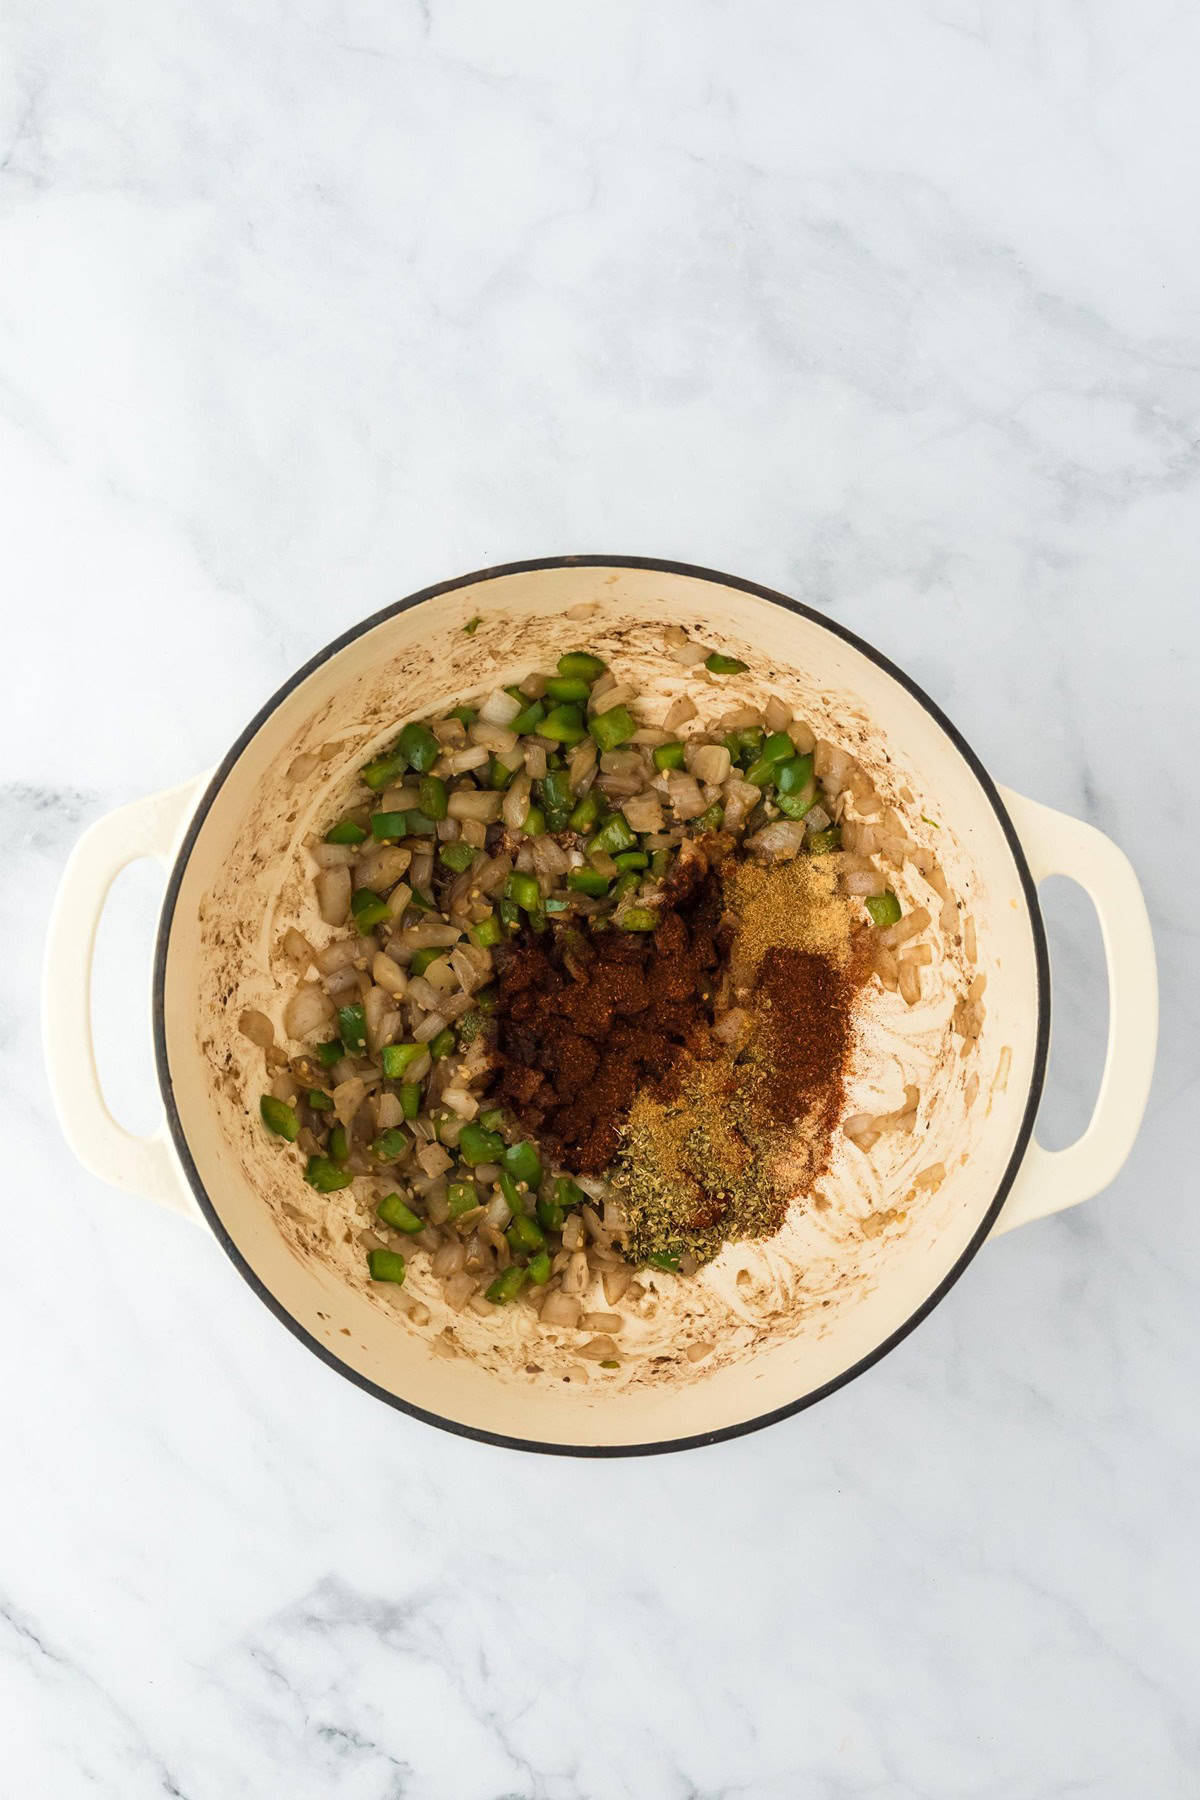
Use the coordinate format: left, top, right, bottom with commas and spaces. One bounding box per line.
486, 847, 725, 1173
488, 847, 866, 1266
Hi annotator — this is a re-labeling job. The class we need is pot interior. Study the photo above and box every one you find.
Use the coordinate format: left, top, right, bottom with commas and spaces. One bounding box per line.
159, 562, 1043, 1450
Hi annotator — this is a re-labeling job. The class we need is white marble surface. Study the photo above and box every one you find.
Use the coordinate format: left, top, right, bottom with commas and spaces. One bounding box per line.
3, 1, 1197, 1793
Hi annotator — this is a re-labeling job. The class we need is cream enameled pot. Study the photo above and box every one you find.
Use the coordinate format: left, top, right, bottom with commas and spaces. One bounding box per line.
44, 559, 1158, 1454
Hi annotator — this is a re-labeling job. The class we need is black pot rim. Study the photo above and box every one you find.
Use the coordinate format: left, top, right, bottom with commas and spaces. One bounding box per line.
153, 554, 1050, 1458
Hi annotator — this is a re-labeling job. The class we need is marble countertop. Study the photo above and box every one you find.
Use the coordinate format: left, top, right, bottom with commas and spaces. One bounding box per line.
4, 2, 1197, 1794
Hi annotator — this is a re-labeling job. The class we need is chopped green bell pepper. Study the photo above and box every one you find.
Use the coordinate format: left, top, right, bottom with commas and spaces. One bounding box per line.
378, 1193, 423, 1233
260, 1095, 299, 1140
305, 1155, 352, 1192
557, 651, 607, 681
589, 705, 635, 752
367, 1248, 407, 1283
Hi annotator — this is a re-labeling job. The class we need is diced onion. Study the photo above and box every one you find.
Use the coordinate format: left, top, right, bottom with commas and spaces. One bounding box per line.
746, 820, 807, 860
478, 689, 523, 727
284, 982, 334, 1039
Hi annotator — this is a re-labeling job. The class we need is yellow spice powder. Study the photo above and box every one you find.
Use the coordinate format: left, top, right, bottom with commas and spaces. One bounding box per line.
722, 853, 852, 974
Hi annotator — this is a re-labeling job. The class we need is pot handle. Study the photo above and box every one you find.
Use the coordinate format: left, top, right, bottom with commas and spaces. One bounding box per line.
43, 774, 213, 1222
990, 787, 1157, 1235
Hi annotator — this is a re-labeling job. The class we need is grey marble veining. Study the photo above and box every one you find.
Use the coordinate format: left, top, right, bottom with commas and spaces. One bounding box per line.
2, 2, 1197, 1794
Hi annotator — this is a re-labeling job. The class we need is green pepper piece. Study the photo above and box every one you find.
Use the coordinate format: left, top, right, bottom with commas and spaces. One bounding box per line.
613, 851, 648, 871
647, 1249, 681, 1271
498, 1170, 526, 1215
306, 1089, 333, 1111
540, 704, 587, 745
404, 809, 438, 836
616, 906, 659, 932
449, 705, 477, 727
653, 741, 686, 771
567, 787, 602, 833
498, 895, 520, 929
510, 698, 546, 735
568, 867, 610, 897
381, 1041, 424, 1078
536, 1195, 564, 1233
459, 1122, 505, 1165
557, 651, 607, 681
695, 804, 724, 830
545, 898, 570, 913
807, 826, 842, 854
408, 947, 444, 977
724, 726, 763, 767
555, 1176, 587, 1209
468, 914, 503, 949
315, 1039, 344, 1068
522, 805, 547, 837
371, 1127, 409, 1161
776, 789, 816, 821
589, 704, 635, 753
337, 1004, 366, 1053
463, 615, 482, 635
399, 1082, 422, 1120
397, 721, 439, 773
588, 813, 637, 855
539, 767, 573, 829
474, 985, 498, 1014
305, 1155, 352, 1192
370, 811, 409, 840
429, 1027, 455, 1060
439, 841, 476, 873
260, 1095, 299, 1140
865, 890, 902, 928
328, 1124, 349, 1164
611, 870, 640, 902
361, 748, 407, 791
506, 1212, 546, 1256
325, 817, 367, 845
650, 848, 671, 879
417, 775, 448, 820
377, 1193, 423, 1233
351, 888, 390, 933
544, 675, 591, 703
367, 1247, 407, 1283
486, 1266, 528, 1304
761, 730, 795, 764
486, 755, 516, 791
776, 753, 814, 794
505, 871, 543, 913
480, 1107, 508, 1132
704, 651, 748, 674
526, 1249, 552, 1286
745, 734, 796, 786
447, 1178, 479, 1217
502, 1140, 542, 1186
408, 888, 435, 911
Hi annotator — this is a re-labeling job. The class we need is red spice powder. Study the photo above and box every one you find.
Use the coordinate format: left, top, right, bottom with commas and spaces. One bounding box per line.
748, 944, 859, 1137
